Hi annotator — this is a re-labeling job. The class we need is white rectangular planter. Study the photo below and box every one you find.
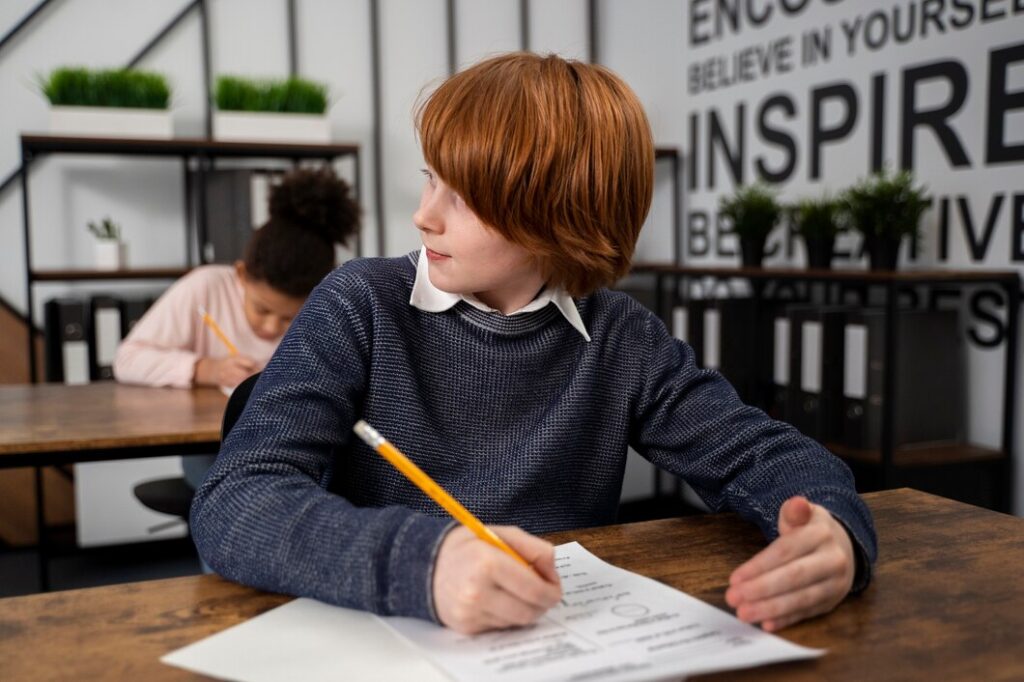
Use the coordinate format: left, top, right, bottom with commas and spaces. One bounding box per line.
94, 240, 127, 270
50, 105, 173, 139
213, 111, 331, 144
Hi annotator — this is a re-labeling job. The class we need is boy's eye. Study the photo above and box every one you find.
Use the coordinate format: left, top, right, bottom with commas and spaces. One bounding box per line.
420, 168, 435, 185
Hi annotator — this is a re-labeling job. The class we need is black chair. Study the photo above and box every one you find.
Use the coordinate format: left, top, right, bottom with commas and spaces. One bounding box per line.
133, 372, 262, 526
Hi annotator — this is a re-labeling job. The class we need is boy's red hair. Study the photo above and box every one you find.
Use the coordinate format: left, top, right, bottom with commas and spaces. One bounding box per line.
416, 52, 654, 298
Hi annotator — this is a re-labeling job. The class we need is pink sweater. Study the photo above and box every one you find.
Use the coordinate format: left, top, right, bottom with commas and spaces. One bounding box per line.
113, 265, 279, 388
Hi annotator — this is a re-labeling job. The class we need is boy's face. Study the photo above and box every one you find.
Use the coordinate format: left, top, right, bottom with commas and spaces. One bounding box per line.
414, 168, 545, 314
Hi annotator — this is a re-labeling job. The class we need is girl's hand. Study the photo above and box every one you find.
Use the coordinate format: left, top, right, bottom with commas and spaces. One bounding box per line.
725, 496, 855, 632
194, 356, 258, 389
433, 525, 563, 634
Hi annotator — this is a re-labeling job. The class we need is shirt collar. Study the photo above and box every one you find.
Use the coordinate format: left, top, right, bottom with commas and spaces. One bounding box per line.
409, 247, 591, 342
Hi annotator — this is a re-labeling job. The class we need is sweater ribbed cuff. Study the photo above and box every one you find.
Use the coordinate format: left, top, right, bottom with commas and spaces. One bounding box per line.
384, 513, 455, 621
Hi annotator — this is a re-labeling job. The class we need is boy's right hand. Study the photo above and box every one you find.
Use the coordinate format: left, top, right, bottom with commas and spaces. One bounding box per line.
194, 356, 258, 389
432, 525, 563, 634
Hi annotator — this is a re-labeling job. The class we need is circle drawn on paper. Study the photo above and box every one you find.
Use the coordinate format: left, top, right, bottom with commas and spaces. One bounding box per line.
611, 604, 649, 618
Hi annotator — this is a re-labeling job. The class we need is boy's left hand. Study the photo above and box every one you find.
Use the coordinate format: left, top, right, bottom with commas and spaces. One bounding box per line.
725, 495, 855, 632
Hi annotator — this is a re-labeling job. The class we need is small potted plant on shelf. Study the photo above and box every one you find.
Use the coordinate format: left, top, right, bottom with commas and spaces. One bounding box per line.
212, 75, 330, 143
791, 195, 845, 270
843, 169, 929, 271
87, 217, 126, 270
719, 184, 781, 268
40, 67, 172, 138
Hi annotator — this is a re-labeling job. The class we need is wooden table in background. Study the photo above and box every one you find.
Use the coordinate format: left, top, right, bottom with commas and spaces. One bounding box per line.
0, 383, 227, 467
0, 383, 228, 589
0, 488, 1020, 681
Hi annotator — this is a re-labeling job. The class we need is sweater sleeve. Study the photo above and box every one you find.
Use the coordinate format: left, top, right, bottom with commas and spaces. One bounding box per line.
630, 314, 877, 590
112, 273, 203, 388
189, 268, 452, 621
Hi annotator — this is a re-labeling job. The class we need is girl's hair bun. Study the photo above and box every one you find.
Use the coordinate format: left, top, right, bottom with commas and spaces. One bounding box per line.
268, 167, 360, 246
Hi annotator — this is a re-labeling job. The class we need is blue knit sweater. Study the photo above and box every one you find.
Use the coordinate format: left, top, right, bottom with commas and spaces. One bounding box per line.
191, 254, 877, 622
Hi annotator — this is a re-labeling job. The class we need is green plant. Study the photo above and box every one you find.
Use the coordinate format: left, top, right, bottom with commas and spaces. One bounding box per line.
719, 184, 781, 239
40, 67, 170, 109
843, 169, 929, 239
791, 196, 845, 239
87, 217, 121, 241
214, 76, 329, 114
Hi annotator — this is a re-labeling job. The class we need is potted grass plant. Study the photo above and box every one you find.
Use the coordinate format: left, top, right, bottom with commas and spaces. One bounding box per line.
87, 217, 127, 270
791, 195, 845, 270
212, 75, 330, 143
843, 169, 929, 271
719, 184, 781, 268
41, 67, 172, 138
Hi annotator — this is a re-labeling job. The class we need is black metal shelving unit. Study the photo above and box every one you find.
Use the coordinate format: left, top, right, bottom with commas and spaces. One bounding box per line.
19, 134, 361, 382
631, 263, 1022, 513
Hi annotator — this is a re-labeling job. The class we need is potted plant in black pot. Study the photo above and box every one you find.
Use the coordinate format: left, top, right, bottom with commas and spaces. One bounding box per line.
719, 184, 781, 268
843, 169, 929, 271
791, 195, 844, 270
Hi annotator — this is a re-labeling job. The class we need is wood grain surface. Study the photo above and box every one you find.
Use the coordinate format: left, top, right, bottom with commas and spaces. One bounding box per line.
0, 489, 1021, 681
0, 383, 227, 456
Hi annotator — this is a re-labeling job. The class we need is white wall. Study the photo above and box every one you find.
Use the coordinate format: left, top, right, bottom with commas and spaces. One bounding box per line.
1, 0, 1021, 513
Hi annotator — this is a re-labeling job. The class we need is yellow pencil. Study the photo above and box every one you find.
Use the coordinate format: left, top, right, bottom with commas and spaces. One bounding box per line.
198, 306, 239, 356
353, 420, 531, 569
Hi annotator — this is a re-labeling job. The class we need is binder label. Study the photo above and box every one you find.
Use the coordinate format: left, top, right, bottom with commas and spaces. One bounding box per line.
95, 306, 122, 366
672, 306, 688, 342
62, 340, 89, 385
844, 324, 868, 399
703, 308, 720, 368
801, 321, 822, 392
773, 317, 790, 386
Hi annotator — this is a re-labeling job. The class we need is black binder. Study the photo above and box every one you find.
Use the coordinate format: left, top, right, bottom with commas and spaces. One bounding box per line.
43, 298, 90, 384
119, 296, 154, 337
769, 313, 790, 420
840, 309, 964, 451
674, 297, 709, 366
673, 297, 781, 408
786, 305, 848, 441
192, 169, 277, 263
87, 295, 123, 381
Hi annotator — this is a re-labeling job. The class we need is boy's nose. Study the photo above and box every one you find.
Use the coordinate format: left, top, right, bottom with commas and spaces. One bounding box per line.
413, 204, 442, 234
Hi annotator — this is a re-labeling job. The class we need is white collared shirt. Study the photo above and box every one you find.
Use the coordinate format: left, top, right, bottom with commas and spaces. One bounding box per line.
408, 247, 591, 341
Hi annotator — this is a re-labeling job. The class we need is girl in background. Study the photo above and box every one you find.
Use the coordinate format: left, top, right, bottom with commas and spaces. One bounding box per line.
114, 166, 359, 487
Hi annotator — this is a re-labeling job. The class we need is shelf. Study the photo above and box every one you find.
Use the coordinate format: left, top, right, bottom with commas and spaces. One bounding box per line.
827, 442, 1005, 468
630, 263, 1021, 286
19, 133, 364, 386
21, 134, 359, 159
654, 147, 678, 159
31, 267, 190, 282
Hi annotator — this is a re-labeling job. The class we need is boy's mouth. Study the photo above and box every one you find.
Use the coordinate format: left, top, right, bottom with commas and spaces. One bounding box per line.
425, 247, 450, 261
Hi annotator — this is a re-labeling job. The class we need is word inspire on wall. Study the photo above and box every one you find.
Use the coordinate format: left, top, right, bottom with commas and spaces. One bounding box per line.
681, 0, 1024, 347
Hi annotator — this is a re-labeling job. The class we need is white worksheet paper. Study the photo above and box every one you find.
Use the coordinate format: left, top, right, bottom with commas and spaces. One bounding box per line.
384, 542, 822, 681
162, 541, 822, 681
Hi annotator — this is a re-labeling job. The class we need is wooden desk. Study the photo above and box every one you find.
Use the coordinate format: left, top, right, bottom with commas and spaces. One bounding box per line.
0, 489, 1020, 681
0, 383, 228, 590
0, 383, 228, 468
